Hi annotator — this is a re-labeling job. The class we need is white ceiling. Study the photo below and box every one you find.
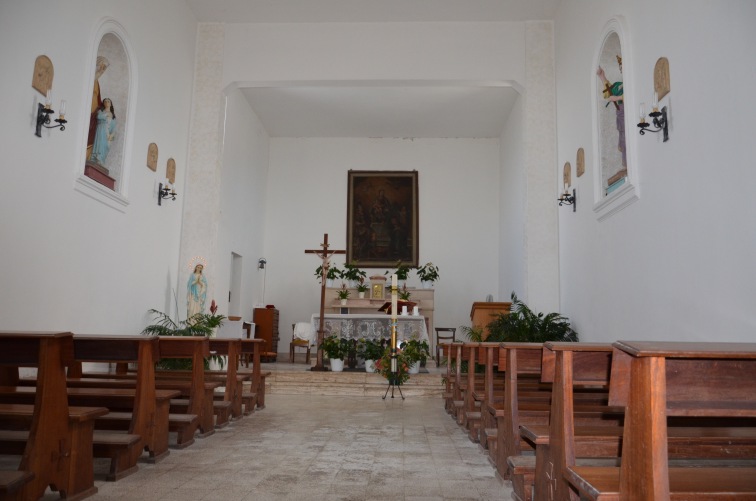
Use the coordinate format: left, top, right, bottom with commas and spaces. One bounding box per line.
187, 0, 559, 138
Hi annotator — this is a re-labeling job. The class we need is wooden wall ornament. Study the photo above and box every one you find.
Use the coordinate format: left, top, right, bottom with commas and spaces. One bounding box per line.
166, 158, 176, 184
563, 162, 572, 188
146, 143, 158, 172
576, 148, 585, 177
654, 57, 670, 101
32, 55, 54, 96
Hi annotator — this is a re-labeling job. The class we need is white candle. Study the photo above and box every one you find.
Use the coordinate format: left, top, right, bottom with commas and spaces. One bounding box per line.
45, 90, 52, 107
412, 306, 419, 316
639, 103, 645, 121
652, 92, 659, 111
391, 274, 398, 319
60, 100, 66, 116
564, 182, 568, 192
401, 305, 408, 316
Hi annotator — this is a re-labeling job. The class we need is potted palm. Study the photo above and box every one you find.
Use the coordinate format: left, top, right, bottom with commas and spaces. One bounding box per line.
485, 292, 578, 343
319, 335, 351, 372
416, 262, 440, 288
356, 338, 384, 373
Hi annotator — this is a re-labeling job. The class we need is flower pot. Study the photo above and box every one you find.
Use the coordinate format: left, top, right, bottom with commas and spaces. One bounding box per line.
358, 292, 365, 299
340, 299, 348, 305
364, 359, 376, 373
421, 281, 434, 289
330, 358, 344, 372
408, 361, 420, 374
326, 279, 334, 288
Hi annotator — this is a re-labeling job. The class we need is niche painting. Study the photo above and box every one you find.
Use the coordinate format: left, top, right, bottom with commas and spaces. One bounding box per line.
83, 32, 130, 192
596, 32, 627, 195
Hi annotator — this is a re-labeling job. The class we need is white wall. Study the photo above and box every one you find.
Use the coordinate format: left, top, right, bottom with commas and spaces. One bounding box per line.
216, 88, 270, 320
555, 0, 756, 341
499, 95, 526, 301
0, 1, 197, 332
263, 138, 501, 346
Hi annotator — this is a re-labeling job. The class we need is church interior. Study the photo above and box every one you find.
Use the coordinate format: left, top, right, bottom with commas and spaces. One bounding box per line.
2, 0, 756, 499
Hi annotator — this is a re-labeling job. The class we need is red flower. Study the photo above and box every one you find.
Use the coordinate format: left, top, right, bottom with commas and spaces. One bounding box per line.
210, 299, 218, 315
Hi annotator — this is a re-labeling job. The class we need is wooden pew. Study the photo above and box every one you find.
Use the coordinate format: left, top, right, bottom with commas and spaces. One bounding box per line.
239, 338, 267, 412
82, 336, 214, 447
0, 331, 108, 500
566, 341, 756, 500
492, 343, 618, 478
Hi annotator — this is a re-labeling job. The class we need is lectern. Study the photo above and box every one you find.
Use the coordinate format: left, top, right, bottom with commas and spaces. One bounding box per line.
470, 302, 512, 339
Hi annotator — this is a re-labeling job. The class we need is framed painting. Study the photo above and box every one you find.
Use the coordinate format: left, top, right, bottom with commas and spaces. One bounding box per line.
346, 170, 419, 268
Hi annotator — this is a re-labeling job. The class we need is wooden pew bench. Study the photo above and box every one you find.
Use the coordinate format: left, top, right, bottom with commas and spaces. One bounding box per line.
239, 338, 268, 412
0, 331, 108, 500
565, 341, 756, 500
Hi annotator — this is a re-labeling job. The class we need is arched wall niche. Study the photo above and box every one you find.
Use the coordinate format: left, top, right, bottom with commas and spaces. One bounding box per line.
74, 18, 138, 212
591, 16, 639, 221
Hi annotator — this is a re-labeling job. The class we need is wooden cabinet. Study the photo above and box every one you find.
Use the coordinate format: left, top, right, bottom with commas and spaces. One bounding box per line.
470, 302, 511, 339
253, 307, 279, 361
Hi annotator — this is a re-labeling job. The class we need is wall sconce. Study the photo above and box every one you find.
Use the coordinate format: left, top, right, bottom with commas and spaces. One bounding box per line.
637, 93, 669, 142
157, 182, 177, 205
35, 92, 67, 137
258, 258, 267, 270
558, 188, 576, 212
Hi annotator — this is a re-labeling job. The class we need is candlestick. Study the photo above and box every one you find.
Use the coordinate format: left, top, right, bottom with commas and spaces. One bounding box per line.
391, 274, 397, 319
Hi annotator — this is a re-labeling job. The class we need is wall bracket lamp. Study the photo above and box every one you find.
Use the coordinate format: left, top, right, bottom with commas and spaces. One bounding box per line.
258, 258, 267, 269
157, 182, 177, 205
638, 105, 669, 142
558, 188, 576, 212
35, 102, 67, 137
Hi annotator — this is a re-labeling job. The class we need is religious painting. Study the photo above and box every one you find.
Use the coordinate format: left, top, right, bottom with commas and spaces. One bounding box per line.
596, 31, 627, 194
347, 170, 419, 268
32, 55, 54, 96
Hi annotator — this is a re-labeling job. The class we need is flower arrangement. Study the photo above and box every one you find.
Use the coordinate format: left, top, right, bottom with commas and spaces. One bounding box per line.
401, 337, 430, 365
398, 284, 412, 301
374, 346, 410, 385
356, 338, 384, 361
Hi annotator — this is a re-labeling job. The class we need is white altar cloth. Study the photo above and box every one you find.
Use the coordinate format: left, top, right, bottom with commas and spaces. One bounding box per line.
310, 314, 428, 344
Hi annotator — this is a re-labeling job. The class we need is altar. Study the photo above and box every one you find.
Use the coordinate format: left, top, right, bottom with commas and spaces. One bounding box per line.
309, 313, 429, 344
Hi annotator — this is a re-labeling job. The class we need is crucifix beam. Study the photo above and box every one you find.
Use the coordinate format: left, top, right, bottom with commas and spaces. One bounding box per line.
304, 233, 345, 371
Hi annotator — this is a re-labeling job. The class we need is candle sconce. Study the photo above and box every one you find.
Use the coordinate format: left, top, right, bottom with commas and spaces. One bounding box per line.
157, 182, 177, 206
638, 105, 669, 142
35, 102, 67, 137
558, 188, 576, 212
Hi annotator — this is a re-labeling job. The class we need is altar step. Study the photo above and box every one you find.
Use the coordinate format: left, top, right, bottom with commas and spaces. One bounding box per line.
261, 370, 444, 398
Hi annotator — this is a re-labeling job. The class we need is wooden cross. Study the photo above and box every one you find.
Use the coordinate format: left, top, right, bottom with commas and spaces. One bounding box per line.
304, 233, 345, 371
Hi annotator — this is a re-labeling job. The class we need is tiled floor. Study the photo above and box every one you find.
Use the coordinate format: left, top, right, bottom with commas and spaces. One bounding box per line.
86, 393, 513, 500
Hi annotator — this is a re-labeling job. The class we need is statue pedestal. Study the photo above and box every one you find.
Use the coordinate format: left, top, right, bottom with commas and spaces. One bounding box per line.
84, 161, 115, 190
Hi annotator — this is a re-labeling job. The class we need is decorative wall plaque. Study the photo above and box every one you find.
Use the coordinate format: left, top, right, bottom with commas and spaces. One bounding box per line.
32, 55, 54, 96
166, 158, 176, 184
654, 57, 670, 101
563, 162, 572, 189
576, 147, 585, 177
146, 143, 158, 172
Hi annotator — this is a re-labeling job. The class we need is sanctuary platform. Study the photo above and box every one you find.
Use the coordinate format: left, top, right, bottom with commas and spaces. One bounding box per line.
256, 354, 445, 399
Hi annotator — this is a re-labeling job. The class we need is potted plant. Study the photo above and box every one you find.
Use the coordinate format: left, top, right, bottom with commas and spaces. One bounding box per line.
356, 278, 369, 299
401, 337, 430, 374
315, 264, 342, 287
485, 292, 579, 343
319, 335, 351, 371
385, 261, 413, 285
356, 338, 384, 372
416, 262, 440, 288
398, 284, 412, 301
336, 283, 351, 305
143, 303, 226, 370
342, 263, 367, 287
374, 346, 410, 385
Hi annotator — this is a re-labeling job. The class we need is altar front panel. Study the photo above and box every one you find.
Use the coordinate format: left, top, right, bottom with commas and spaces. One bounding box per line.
310, 314, 429, 344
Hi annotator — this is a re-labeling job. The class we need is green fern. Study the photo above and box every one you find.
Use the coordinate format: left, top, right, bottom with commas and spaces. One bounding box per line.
485, 292, 578, 343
